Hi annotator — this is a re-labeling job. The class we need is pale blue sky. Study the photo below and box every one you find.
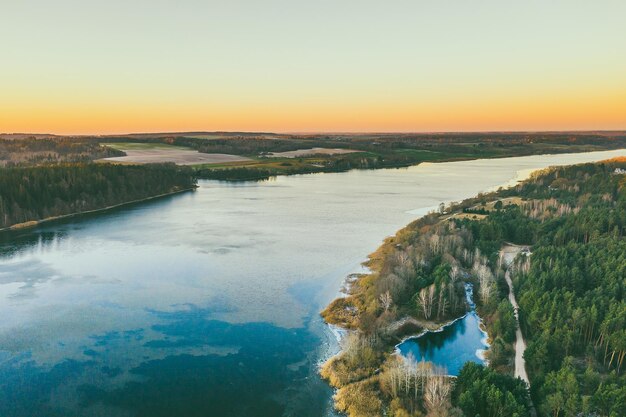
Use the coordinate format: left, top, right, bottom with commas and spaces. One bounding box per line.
2, 1, 625, 133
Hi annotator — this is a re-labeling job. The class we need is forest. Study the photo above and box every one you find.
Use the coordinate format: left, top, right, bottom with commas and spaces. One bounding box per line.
0, 163, 196, 229
3, 132, 626, 181
0, 137, 123, 166
145, 131, 626, 180
321, 158, 626, 416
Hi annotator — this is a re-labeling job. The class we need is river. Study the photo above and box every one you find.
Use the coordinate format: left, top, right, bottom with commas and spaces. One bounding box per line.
0, 150, 624, 417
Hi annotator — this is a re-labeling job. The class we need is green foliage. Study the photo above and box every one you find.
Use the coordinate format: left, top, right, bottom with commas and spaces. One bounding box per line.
196, 166, 275, 181
0, 163, 196, 228
320, 159, 626, 417
458, 206, 539, 247
488, 336, 514, 369
541, 358, 581, 417
592, 382, 626, 417
492, 299, 517, 344
488, 160, 626, 416
174, 132, 626, 180
452, 362, 531, 417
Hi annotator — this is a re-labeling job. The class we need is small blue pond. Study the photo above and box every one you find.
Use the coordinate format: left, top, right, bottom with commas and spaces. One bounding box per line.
396, 284, 489, 376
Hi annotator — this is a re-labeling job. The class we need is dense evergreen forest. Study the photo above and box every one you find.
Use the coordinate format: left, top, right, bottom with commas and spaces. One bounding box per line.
321, 158, 626, 417
0, 163, 196, 229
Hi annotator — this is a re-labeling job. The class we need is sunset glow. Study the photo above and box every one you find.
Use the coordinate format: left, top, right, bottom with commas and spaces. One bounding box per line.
2, 0, 625, 134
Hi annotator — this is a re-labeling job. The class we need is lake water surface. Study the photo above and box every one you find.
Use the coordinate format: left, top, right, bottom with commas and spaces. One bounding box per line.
1, 150, 625, 416
396, 284, 489, 376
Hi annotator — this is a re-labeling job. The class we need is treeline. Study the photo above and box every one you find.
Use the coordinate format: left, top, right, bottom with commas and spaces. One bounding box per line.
0, 163, 196, 228
508, 161, 626, 416
453, 362, 530, 417
0, 137, 123, 166
195, 154, 391, 181
320, 205, 529, 415
320, 158, 626, 416
169, 132, 626, 157
4, 132, 626, 175
457, 159, 626, 416
101, 132, 626, 181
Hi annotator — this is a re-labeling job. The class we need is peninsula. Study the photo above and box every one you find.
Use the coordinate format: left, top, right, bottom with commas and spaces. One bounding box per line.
321, 158, 626, 416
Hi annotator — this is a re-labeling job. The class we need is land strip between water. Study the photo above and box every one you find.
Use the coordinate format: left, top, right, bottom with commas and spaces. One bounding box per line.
320, 156, 626, 416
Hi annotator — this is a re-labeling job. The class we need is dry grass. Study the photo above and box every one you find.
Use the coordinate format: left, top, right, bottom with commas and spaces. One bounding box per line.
602, 156, 626, 163
267, 148, 360, 158
447, 212, 488, 221
480, 196, 523, 210
100, 149, 252, 166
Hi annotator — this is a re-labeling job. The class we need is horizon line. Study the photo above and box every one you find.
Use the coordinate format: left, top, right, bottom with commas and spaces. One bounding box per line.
2, 128, 626, 138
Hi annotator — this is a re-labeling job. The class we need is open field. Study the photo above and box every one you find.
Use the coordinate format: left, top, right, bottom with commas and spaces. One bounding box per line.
447, 212, 488, 221
100, 143, 251, 165
267, 147, 360, 158
101, 150, 252, 165
102, 142, 190, 151
4, 131, 626, 179
473, 196, 524, 211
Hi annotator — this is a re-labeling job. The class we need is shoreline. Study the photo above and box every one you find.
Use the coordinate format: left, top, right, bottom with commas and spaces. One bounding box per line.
0, 186, 197, 233
394, 284, 491, 377
317, 151, 626, 414
198, 146, 626, 182
319, 154, 626, 416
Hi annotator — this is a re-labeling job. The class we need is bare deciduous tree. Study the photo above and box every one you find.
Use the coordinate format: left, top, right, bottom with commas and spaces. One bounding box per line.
380, 290, 392, 312
424, 373, 452, 417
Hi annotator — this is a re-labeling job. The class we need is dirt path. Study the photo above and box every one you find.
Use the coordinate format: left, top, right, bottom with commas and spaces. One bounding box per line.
504, 269, 529, 383
500, 244, 537, 416
500, 245, 530, 384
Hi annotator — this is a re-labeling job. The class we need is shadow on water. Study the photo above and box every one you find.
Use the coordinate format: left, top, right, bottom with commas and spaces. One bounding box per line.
0, 189, 194, 258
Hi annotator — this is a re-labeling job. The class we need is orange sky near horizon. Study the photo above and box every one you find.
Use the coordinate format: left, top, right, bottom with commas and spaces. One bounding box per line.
2, 1, 626, 135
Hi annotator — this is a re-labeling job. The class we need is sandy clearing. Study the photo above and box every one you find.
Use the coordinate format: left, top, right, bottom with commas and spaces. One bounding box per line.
100, 149, 252, 165
472, 196, 524, 212
267, 148, 360, 158
447, 212, 488, 221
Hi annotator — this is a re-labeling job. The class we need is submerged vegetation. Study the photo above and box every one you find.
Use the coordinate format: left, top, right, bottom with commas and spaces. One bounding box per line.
321, 158, 626, 416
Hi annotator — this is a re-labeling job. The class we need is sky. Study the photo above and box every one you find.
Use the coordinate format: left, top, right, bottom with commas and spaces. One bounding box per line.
1, 0, 625, 135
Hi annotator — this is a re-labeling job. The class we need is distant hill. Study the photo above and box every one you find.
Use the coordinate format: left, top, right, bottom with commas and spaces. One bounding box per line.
2, 130, 625, 141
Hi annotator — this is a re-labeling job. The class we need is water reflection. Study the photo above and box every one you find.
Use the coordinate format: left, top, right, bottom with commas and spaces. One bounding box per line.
397, 284, 489, 376
397, 311, 488, 376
